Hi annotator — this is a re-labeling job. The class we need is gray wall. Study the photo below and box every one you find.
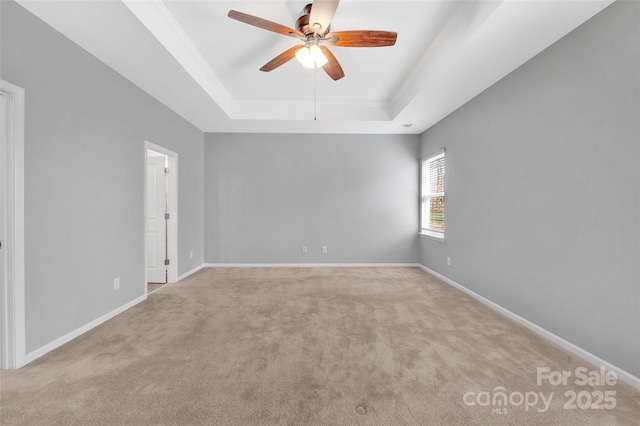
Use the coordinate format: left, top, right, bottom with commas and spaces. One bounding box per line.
1, 1, 204, 353
419, 0, 639, 377
205, 133, 420, 264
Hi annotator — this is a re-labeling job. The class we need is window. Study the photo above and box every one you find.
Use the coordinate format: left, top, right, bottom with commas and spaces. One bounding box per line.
420, 151, 445, 239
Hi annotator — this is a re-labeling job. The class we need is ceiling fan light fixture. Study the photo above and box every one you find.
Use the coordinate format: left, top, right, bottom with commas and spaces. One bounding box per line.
296, 43, 328, 69
309, 44, 328, 67
295, 45, 311, 64
229, 0, 396, 80
302, 56, 316, 69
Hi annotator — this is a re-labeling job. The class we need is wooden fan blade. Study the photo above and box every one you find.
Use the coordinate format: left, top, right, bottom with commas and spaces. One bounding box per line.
309, 0, 340, 35
325, 30, 397, 47
319, 46, 344, 81
260, 46, 303, 72
228, 10, 302, 37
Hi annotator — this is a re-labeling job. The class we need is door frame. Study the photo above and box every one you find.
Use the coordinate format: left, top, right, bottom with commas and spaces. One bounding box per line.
0, 80, 26, 369
144, 141, 178, 290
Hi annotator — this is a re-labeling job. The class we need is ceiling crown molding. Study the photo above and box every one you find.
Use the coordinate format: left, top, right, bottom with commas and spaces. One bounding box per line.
122, 0, 233, 116
122, 0, 394, 123
13, 0, 618, 133
232, 100, 391, 121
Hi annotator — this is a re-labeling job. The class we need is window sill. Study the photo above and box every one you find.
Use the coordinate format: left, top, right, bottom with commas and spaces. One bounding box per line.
419, 232, 445, 242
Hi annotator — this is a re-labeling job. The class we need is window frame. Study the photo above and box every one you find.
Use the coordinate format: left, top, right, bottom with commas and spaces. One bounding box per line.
420, 151, 445, 240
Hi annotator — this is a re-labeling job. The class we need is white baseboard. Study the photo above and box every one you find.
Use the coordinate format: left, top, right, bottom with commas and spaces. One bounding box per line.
24, 260, 208, 365
203, 263, 420, 268
175, 264, 206, 282
24, 294, 147, 365
417, 264, 640, 391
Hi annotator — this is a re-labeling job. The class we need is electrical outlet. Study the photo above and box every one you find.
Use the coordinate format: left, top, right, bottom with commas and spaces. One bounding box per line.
113, 277, 120, 290
322, 246, 328, 254
189, 250, 194, 259
447, 256, 451, 266
302, 246, 308, 253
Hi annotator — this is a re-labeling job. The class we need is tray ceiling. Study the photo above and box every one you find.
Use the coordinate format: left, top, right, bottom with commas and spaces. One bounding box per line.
16, 0, 614, 134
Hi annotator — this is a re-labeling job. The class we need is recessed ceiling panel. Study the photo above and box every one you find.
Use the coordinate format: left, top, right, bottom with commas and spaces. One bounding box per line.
15, 0, 616, 133
163, 1, 440, 103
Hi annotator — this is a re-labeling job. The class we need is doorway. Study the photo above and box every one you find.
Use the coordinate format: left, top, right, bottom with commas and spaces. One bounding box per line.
144, 142, 178, 295
1, 80, 25, 369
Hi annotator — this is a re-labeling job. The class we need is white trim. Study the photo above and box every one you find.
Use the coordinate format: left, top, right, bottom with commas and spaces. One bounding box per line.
203, 263, 420, 268
419, 232, 445, 242
416, 264, 640, 391
144, 141, 178, 287
24, 294, 147, 365
176, 264, 205, 282
0, 80, 25, 369
121, 0, 232, 115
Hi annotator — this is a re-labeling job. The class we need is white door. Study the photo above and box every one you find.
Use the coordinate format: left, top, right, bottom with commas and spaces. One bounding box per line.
146, 155, 167, 283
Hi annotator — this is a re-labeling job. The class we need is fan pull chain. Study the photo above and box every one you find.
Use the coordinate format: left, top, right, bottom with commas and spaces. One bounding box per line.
314, 65, 317, 121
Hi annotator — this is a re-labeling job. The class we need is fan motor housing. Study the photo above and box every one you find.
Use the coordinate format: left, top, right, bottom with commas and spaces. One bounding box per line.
296, 4, 329, 36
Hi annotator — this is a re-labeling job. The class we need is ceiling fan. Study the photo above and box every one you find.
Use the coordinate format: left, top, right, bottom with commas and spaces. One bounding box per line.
228, 0, 397, 81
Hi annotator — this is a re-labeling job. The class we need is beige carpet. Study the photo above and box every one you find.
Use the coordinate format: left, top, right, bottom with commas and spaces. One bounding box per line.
1, 267, 638, 425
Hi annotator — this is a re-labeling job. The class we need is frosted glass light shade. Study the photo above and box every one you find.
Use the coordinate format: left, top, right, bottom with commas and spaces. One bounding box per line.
295, 46, 310, 64
310, 45, 328, 67
295, 44, 328, 69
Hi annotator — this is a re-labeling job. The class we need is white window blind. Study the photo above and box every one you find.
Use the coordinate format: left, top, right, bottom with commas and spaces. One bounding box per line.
421, 152, 445, 238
